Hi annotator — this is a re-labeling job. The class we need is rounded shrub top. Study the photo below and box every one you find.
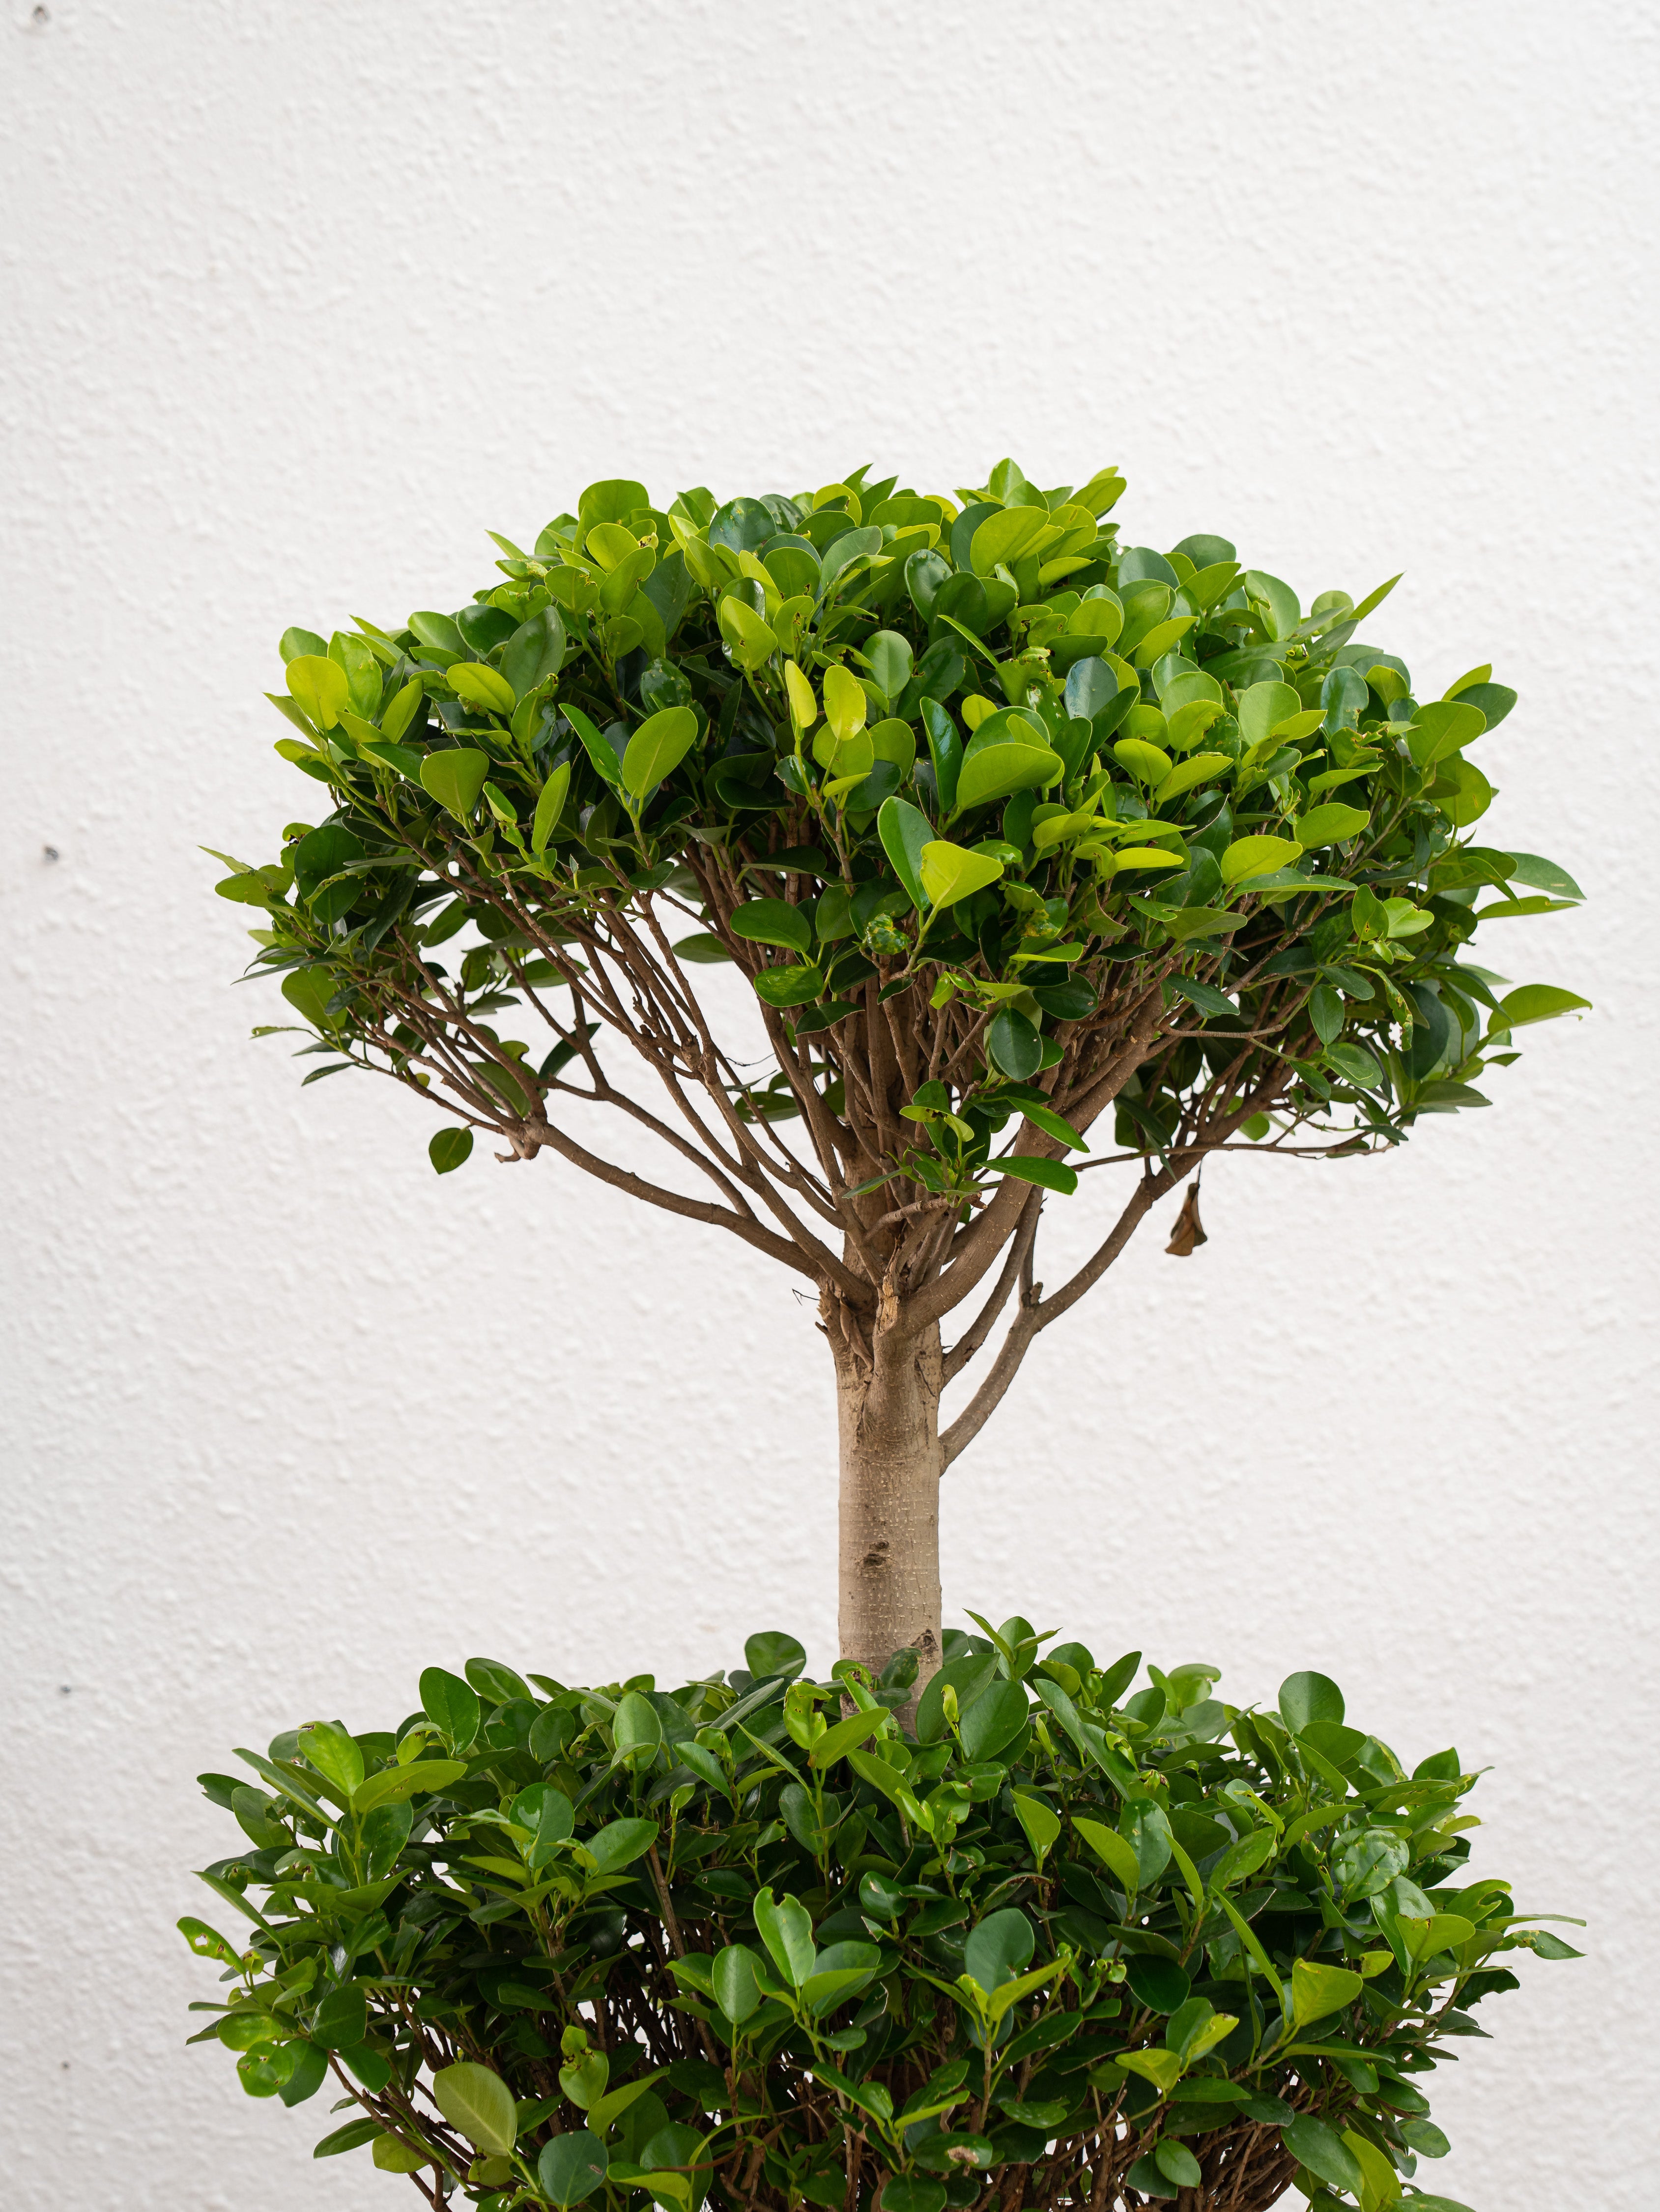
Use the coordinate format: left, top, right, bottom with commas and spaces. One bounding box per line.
217, 457, 1586, 1196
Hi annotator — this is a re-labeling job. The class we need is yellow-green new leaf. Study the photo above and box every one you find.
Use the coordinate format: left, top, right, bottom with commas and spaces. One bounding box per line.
1154, 752, 1230, 805
785, 660, 818, 731
1295, 803, 1370, 848
1113, 738, 1173, 785
1291, 1958, 1365, 2028
919, 841, 1004, 909
1117, 2048, 1182, 2094
1221, 835, 1302, 886
286, 654, 349, 731
1236, 680, 1300, 752
823, 663, 867, 742
449, 662, 516, 716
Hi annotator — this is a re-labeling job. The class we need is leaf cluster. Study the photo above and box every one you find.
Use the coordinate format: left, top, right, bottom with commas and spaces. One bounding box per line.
215, 460, 1588, 1284
180, 1627, 1578, 2212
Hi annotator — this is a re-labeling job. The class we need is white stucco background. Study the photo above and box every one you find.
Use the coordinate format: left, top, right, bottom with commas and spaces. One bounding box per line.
2, 2, 1654, 2206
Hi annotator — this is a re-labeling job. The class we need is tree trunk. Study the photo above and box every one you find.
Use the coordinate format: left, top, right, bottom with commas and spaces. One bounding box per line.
832, 1304, 944, 1692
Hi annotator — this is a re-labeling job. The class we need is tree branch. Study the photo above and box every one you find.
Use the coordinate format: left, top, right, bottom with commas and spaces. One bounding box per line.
941, 1194, 1040, 1384
940, 1168, 1169, 1470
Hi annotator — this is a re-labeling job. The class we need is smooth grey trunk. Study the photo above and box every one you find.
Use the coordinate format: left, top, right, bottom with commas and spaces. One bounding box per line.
833, 1308, 944, 1694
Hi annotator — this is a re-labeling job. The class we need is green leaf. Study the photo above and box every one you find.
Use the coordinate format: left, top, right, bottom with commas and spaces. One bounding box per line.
881, 2182, 947, 2212
729, 900, 813, 956
672, 931, 731, 965
1165, 976, 1235, 1020
449, 662, 516, 715
310, 1983, 368, 2050
1221, 835, 1303, 886
1399, 1913, 1476, 1961
1210, 1825, 1277, 1891
177, 1916, 240, 1966
1326, 1040, 1383, 1088
1018, 1099, 1088, 1151
612, 1690, 663, 1769
429, 1127, 474, 1175
539, 2131, 609, 2207
1010, 1790, 1061, 1866
878, 796, 932, 912
1117, 2048, 1182, 2094
959, 1678, 1030, 1760
986, 1009, 1041, 1080
1291, 1958, 1365, 2027
579, 478, 650, 529
712, 1944, 764, 2024
287, 654, 349, 730
753, 1888, 817, 1988
564, 703, 625, 790
432, 2061, 518, 2156
419, 1665, 481, 1750
588, 2073, 669, 2136
1072, 1815, 1141, 1893
1283, 2116, 1365, 2195
866, 629, 914, 700
1296, 803, 1370, 848
419, 749, 490, 819
745, 1630, 808, 1677
1154, 751, 1230, 804
313, 2117, 383, 2159
352, 1758, 466, 1811
1154, 2141, 1202, 2190
533, 761, 572, 852
297, 1720, 364, 1798
962, 1908, 1034, 1994
955, 712, 1062, 811
372, 2134, 430, 2173
1489, 984, 1591, 1030
623, 705, 700, 798
278, 2042, 329, 2108
995, 1155, 1077, 1196
1407, 699, 1486, 767
1113, 737, 1173, 785
918, 839, 1004, 909
1279, 1670, 1345, 1730
1236, 680, 1300, 750
752, 964, 823, 1009
808, 1708, 884, 1769
502, 607, 567, 700
586, 1818, 659, 1873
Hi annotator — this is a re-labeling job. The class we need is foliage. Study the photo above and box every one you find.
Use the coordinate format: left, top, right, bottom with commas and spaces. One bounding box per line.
181, 1627, 1579, 2212
211, 461, 1588, 1357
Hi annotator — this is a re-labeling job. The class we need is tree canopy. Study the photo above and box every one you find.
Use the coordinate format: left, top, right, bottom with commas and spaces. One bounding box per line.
212, 458, 1587, 1452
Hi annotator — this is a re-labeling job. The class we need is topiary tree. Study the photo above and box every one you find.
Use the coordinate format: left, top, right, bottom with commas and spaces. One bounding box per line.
214, 457, 1586, 1684
191, 460, 1589, 2212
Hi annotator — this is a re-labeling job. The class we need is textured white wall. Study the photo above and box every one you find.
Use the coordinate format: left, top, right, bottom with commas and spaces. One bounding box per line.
3, 1, 1654, 2206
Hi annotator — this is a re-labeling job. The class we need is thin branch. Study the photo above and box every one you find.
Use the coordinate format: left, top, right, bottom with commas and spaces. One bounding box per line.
941, 1195, 1040, 1384
524, 1113, 819, 1281
940, 1169, 1168, 1470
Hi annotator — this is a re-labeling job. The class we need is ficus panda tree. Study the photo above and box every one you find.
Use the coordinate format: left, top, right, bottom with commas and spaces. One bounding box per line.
213, 458, 1587, 1688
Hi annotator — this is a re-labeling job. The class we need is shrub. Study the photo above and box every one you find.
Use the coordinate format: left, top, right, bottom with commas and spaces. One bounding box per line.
180, 1625, 1579, 2210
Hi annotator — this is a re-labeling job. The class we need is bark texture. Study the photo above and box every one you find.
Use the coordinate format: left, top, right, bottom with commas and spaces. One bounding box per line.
831, 1304, 943, 1690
